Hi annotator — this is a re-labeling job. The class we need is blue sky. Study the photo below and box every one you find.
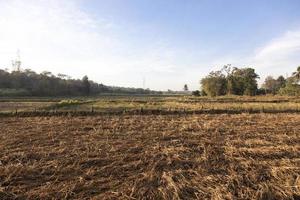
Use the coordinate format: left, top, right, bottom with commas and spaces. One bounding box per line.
1, 0, 300, 90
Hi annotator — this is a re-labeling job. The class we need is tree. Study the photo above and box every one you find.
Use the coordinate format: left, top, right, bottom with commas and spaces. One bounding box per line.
223, 67, 259, 95
0, 69, 11, 88
262, 76, 286, 95
0, 68, 159, 97
226, 67, 244, 95
82, 75, 91, 96
200, 66, 259, 96
41, 71, 53, 77
200, 70, 227, 97
183, 84, 189, 92
192, 90, 200, 96
262, 76, 278, 95
278, 67, 300, 96
277, 76, 286, 88
235, 68, 259, 96
57, 73, 68, 79
279, 80, 300, 96
292, 66, 300, 83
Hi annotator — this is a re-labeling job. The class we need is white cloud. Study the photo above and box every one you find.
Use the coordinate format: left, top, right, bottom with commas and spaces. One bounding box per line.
0, 0, 183, 90
253, 29, 300, 73
255, 31, 300, 59
206, 29, 300, 83
2, 0, 299, 90
0, 0, 117, 70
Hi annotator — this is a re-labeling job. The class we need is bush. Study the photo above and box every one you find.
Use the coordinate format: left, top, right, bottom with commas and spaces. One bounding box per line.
201, 74, 227, 97
192, 90, 201, 96
0, 88, 31, 97
279, 84, 300, 96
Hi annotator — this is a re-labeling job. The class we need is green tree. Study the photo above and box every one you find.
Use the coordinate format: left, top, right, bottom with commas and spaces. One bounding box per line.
292, 66, 300, 83
200, 66, 259, 96
183, 84, 189, 92
226, 67, 245, 95
279, 80, 300, 96
82, 75, 91, 96
0, 68, 158, 97
225, 67, 259, 96
201, 71, 227, 97
262, 75, 286, 95
192, 90, 200, 96
277, 76, 286, 89
237, 68, 259, 96
278, 67, 300, 96
0, 69, 11, 88
262, 76, 278, 95
225, 67, 259, 95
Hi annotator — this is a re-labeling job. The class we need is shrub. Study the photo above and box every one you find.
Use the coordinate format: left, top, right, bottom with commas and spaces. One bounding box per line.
279, 84, 300, 96
192, 90, 201, 96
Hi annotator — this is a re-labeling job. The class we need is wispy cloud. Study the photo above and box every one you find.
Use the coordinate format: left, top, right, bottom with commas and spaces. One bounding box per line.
253, 30, 300, 72
207, 29, 300, 81
1, 0, 299, 90
0, 0, 183, 89
0, 0, 118, 69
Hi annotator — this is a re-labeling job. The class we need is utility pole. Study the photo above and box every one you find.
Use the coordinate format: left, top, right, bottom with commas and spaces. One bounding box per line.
12, 49, 21, 72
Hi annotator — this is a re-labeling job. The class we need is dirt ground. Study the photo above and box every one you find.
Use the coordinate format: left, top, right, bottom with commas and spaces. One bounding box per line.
0, 114, 300, 199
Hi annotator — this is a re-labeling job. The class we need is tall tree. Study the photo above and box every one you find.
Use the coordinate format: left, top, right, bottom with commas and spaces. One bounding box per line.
278, 67, 300, 96
292, 66, 300, 83
201, 70, 227, 97
237, 68, 259, 96
183, 84, 189, 92
82, 75, 91, 96
200, 66, 259, 96
262, 76, 278, 94
277, 76, 286, 88
226, 67, 244, 95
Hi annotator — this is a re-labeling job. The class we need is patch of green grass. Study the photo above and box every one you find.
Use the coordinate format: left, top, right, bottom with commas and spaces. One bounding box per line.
44, 99, 86, 110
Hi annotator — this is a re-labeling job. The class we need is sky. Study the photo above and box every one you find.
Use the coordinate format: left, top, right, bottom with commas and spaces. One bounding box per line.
1, 0, 300, 91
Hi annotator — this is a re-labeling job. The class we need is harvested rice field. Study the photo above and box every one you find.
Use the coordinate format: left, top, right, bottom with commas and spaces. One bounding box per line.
1, 113, 300, 199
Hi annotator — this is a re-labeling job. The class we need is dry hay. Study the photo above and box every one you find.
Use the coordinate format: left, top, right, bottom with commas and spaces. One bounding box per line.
0, 113, 300, 199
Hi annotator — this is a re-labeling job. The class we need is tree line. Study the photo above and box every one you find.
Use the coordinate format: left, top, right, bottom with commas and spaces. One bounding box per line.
0, 69, 159, 97
1, 66, 300, 97
197, 65, 300, 96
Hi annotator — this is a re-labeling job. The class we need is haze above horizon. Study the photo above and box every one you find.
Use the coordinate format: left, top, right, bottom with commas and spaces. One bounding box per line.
1, 0, 300, 91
